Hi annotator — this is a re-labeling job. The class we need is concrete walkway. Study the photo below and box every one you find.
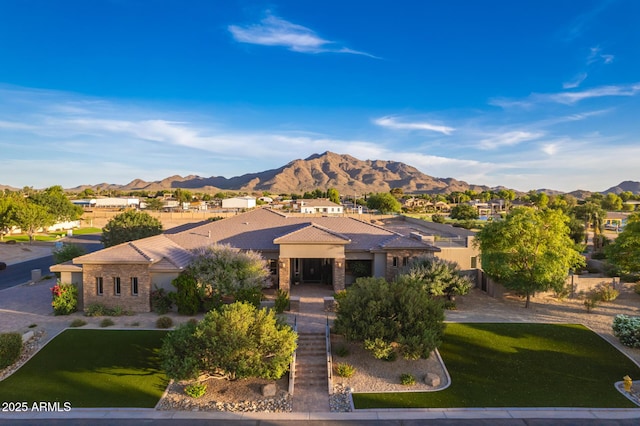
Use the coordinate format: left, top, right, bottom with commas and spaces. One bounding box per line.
289, 284, 335, 412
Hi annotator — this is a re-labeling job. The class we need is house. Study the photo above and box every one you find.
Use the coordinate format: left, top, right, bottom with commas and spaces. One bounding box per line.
221, 197, 257, 210
296, 198, 343, 214
51, 208, 440, 312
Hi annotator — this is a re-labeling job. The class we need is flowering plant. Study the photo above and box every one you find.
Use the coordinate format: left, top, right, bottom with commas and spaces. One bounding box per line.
51, 282, 78, 315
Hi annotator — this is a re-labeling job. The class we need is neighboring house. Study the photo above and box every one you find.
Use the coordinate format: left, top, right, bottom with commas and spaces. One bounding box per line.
604, 212, 630, 230
221, 197, 257, 210
72, 198, 140, 209
51, 208, 439, 312
296, 198, 344, 214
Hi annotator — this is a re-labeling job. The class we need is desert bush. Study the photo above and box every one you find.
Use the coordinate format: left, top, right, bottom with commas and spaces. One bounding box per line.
69, 319, 87, 327
0, 333, 22, 370
335, 363, 356, 378
161, 302, 296, 381
364, 338, 395, 361
431, 214, 445, 223
156, 316, 174, 329
151, 286, 172, 314
612, 315, 640, 348
274, 289, 290, 314
184, 383, 207, 398
583, 292, 600, 312
85, 303, 131, 317
100, 318, 115, 328
85, 303, 106, 317
400, 373, 416, 386
50, 283, 78, 315
596, 282, 619, 302
335, 345, 349, 357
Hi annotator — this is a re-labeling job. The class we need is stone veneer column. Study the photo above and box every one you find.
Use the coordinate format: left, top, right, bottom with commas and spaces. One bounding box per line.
278, 257, 291, 293
332, 257, 346, 292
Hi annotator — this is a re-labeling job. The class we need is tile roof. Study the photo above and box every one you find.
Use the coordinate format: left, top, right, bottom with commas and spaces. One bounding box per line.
274, 223, 351, 244
72, 208, 437, 269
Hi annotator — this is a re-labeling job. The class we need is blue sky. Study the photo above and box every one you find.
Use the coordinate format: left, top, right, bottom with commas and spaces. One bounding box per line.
1, 0, 639, 192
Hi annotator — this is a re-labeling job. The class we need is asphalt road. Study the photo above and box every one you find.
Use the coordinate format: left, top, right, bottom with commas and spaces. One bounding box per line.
0, 234, 103, 290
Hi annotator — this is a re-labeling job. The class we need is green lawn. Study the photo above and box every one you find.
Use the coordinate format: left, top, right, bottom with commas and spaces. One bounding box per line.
4, 227, 102, 243
0, 329, 168, 407
353, 323, 640, 409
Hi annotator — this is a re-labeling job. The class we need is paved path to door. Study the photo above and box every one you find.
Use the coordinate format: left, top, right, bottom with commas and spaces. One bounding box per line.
289, 284, 335, 412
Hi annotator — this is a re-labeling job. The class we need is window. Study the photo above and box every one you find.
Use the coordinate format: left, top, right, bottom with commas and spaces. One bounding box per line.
131, 277, 139, 296
96, 277, 103, 295
113, 277, 121, 296
471, 256, 478, 269
392, 256, 399, 267
268, 259, 277, 276
402, 256, 409, 267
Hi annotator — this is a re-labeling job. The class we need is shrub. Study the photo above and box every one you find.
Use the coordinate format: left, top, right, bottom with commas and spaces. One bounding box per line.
156, 316, 174, 329
161, 302, 296, 381
612, 315, 640, 348
234, 286, 263, 307
85, 303, 107, 317
364, 338, 395, 361
52, 243, 85, 264
151, 286, 172, 314
184, 383, 207, 398
583, 292, 600, 312
50, 283, 78, 315
69, 319, 87, 327
431, 214, 445, 224
170, 274, 200, 315
624, 274, 640, 284
28, 324, 37, 328
274, 289, 289, 314
0, 333, 22, 369
335, 363, 356, 378
100, 318, 115, 328
596, 282, 619, 302
400, 373, 416, 386
335, 345, 349, 357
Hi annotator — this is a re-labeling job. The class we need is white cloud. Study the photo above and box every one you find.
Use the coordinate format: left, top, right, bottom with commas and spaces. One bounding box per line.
491, 83, 640, 108
478, 131, 543, 150
228, 13, 377, 58
587, 46, 614, 65
542, 143, 558, 155
374, 116, 454, 135
563, 72, 587, 89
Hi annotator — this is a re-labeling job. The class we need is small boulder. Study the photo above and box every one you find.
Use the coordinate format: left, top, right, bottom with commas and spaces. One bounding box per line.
261, 383, 277, 397
424, 373, 440, 387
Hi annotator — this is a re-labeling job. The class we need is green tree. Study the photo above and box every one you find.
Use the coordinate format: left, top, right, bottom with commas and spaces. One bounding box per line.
101, 210, 163, 247
334, 277, 445, 360
172, 245, 270, 313
400, 256, 472, 300
0, 196, 16, 240
327, 187, 340, 204
29, 185, 83, 222
145, 198, 165, 211
605, 213, 640, 276
390, 187, 404, 198
11, 200, 53, 243
366, 193, 402, 214
575, 201, 606, 249
450, 204, 479, 221
52, 243, 86, 264
161, 302, 297, 381
602, 193, 623, 211
475, 207, 585, 308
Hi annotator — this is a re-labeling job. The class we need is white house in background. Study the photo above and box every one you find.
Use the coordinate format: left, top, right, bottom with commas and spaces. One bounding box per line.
72, 198, 139, 208
222, 196, 257, 210
297, 199, 343, 215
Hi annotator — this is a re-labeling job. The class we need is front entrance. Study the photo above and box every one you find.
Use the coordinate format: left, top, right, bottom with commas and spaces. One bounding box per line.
292, 258, 333, 285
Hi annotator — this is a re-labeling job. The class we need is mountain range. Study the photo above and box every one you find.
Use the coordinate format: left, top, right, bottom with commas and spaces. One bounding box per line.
2, 151, 638, 196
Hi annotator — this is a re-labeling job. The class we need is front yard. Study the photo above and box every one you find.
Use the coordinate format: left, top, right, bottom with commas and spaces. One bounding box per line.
0, 329, 168, 408
352, 323, 640, 409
